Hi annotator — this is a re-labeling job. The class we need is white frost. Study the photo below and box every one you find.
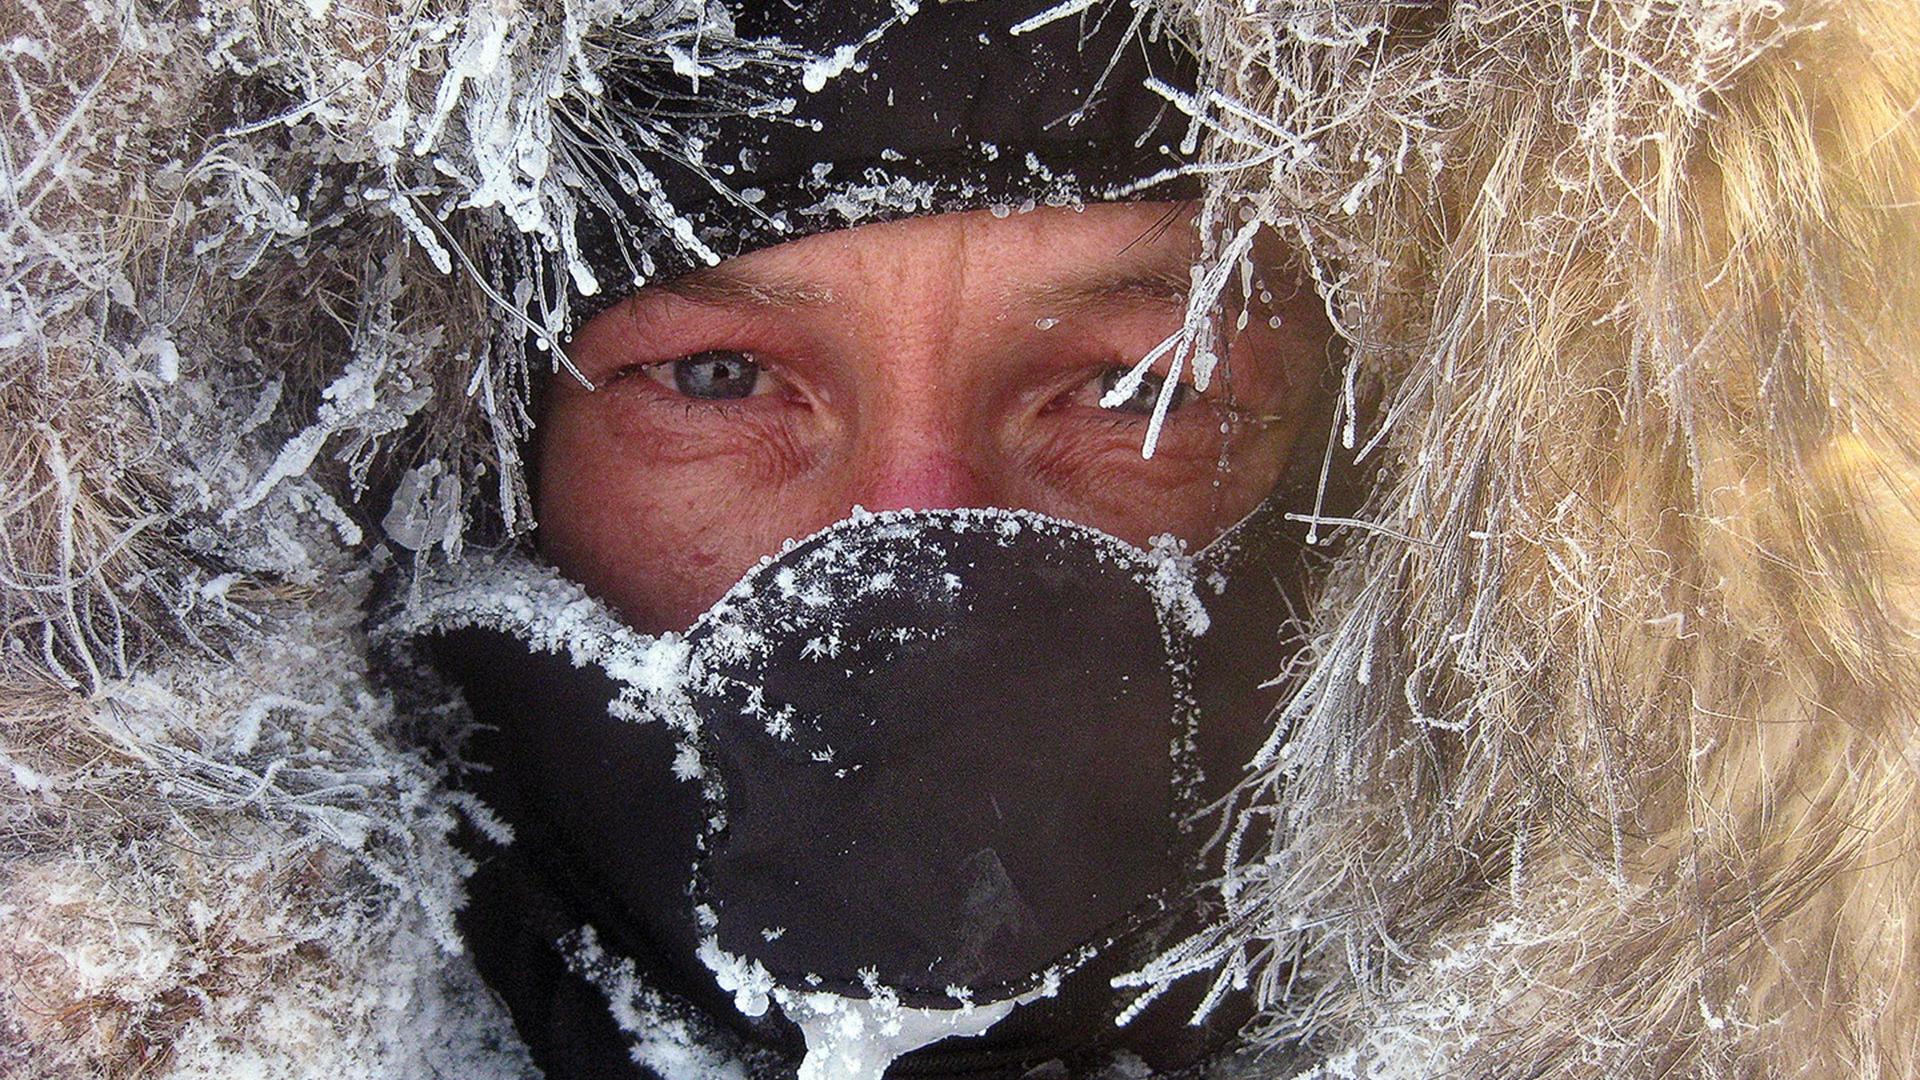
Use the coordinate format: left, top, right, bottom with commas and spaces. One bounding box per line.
695, 927, 1037, 1079
801, 44, 861, 93
775, 987, 1019, 1080
696, 935, 776, 1018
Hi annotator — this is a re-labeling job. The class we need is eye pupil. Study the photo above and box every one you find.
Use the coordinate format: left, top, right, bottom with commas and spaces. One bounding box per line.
673, 351, 760, 399
1099, 368, 1187, 415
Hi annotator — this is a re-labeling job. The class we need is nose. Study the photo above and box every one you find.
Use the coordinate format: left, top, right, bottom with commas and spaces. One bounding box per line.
852, 447, 995, 514
844, 402, 1000, 514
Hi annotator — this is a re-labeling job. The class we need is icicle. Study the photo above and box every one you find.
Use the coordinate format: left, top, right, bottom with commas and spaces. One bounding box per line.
1011, 0, 1100, 36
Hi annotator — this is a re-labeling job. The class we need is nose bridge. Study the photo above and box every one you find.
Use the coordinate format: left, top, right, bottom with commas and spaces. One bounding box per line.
840, 222, 1004, 515
849, 385, 994, 513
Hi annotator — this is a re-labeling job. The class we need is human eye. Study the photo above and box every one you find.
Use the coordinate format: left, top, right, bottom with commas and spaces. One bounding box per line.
634, 350, 774, 400
1061, 366, 1192, 416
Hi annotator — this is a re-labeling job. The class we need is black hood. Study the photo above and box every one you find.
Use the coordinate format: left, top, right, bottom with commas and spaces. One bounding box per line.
563, 0, 1201, 326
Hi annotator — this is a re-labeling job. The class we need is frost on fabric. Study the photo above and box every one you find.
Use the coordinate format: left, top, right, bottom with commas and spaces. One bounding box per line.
775, 984, 1019, 1080
390, 504, 1221, 1066
385, 553, 714, 781
393, 561, 752, 981
695, 935, 778, 1018
802, 174, 941, 225
689, 506, 1220, 749
566, 926, 765, 1080
691, 935, 1049, 1080
388, 504, 1219, 820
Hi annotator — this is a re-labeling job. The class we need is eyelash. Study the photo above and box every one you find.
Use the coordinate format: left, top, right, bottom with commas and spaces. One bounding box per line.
609, 373, 755, 419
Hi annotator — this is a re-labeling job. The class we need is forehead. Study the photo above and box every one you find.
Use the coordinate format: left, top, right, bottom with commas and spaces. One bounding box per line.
645, 202, 1197, 312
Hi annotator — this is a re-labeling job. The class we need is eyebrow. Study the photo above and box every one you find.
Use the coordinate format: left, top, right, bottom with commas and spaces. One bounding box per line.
656, 266, 837, 308
645, 248, 1192, 312
1017, 265, 1191, 314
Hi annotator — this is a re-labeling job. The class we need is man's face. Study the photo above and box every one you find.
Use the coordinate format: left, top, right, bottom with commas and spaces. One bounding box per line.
538, 203, 1330, 633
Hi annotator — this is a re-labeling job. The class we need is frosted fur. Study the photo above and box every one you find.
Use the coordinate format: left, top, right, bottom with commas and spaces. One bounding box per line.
3, 3, 1917, 1080
1122, 2, 1920, 1077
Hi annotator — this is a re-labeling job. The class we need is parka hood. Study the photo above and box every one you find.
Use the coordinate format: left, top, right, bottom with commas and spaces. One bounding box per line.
4, 1, 1918, 1077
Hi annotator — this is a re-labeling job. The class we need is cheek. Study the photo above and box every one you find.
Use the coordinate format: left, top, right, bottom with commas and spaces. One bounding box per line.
1213, 418, 1294, 521
1012, 422, 1222, 547
535, 395, 819, 632
1013, 411, 1297, 549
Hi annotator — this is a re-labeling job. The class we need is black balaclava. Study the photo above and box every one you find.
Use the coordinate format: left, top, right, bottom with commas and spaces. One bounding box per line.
400, 3, 1310, 1076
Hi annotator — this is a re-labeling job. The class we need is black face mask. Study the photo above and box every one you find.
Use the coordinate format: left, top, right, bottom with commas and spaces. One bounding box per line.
404, 503, 1295, 1076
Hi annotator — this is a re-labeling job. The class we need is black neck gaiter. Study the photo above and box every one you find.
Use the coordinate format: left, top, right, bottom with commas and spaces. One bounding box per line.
405, 503, 1296, 1077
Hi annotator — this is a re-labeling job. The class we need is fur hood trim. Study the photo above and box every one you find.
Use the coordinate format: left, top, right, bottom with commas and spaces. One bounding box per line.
3, 1, 1916, 1077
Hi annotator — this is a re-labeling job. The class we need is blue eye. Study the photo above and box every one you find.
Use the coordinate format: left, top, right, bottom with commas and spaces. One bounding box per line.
668, 350, 761, 399
1099, 368, 1188, 415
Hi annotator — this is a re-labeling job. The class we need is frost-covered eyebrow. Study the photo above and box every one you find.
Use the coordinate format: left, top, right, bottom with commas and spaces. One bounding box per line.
655, 267, 837, 308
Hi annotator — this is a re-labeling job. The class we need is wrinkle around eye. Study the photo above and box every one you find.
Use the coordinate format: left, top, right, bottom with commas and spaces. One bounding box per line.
588, 383, 818, 475
1021, 413, 1227, 503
